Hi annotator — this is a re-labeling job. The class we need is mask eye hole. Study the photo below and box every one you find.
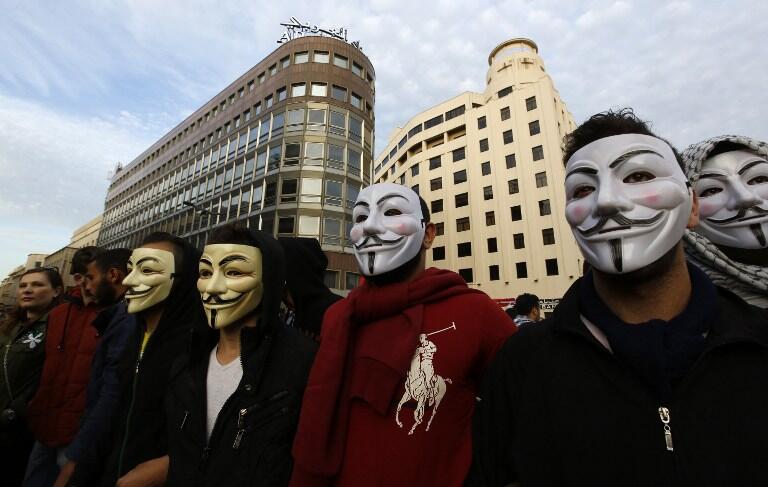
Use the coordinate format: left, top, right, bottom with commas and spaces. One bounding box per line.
141, 268, 157, 275
225, 269, 244, 278
572, 185, 595, 199
748, 175, 768, 185
384, 208, 402, 216
623, 171, 656, 183
355, 214, 368, 223
699, 187, 723, 198
199, 268, 212, 279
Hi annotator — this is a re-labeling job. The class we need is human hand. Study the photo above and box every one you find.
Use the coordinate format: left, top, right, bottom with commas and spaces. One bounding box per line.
115, 456, 169, 487
53, 461, 75, 487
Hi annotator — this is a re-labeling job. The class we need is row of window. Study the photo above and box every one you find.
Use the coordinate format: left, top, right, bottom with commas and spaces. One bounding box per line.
441, 259, 560, 284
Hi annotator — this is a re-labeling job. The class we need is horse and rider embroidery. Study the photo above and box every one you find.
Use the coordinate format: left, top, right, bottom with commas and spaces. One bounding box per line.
395, 322, 456, 435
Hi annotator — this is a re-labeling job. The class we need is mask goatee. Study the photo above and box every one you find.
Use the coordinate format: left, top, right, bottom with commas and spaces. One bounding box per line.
368, 252, 375, 274
610, 239, 623, 273
751, 223, 767, 247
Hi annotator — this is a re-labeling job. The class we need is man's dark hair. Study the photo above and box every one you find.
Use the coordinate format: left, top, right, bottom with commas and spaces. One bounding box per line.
562, 108, 684, 170
208, 225, 257, 247
418, 196, 431, 224
513, 293, 540, 316
92, 248, 131, 275
708, 141, 752, 159
71, 246, 103, 275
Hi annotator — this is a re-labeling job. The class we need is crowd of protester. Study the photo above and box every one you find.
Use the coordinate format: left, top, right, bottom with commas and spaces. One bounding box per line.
1, 108, 766, 486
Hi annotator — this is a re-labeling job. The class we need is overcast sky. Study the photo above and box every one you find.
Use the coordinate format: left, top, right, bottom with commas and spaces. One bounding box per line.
1, 0, 766, 279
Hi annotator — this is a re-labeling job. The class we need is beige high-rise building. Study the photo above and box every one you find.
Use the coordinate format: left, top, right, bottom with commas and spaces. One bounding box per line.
373, 38, 582, 311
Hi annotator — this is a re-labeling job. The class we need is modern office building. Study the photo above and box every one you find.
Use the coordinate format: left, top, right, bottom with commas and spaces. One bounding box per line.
374, 38, 581, 308
98, 35, 375, 289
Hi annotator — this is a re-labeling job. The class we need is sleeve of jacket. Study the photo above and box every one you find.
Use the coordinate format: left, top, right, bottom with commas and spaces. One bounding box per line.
466, 335, 519, 487
65, 308, 136, 464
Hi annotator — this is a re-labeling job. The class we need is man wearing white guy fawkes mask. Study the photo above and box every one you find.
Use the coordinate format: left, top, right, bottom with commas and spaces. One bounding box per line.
469, 109, 768, 487
90, 233, 206, 487
291, 183, 515, 487
164, 224, 316, 487
681, 135, 768, 307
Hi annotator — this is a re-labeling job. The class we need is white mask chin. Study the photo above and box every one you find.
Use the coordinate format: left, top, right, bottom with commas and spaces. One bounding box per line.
694, 150, 768, 249
198, 244, 264, 329
564, 133, 692, 274
350, 183, 426, 276
123, 248, 175, 314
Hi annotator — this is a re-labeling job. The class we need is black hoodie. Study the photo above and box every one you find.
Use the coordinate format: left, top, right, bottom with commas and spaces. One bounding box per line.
94, 238, 208, 486
165, 229, 317, 487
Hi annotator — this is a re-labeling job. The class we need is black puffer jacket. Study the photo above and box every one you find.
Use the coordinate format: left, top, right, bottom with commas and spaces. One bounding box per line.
165, 230, 317, 487
98, 238, 208, 486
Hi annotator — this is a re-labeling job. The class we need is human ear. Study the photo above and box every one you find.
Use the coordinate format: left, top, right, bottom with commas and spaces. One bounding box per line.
422, 222, 437, 250
687, 190, 700, 229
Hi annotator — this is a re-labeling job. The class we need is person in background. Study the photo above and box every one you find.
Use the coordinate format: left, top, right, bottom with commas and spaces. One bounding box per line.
0, 267, 64, 486
505, 293, 540, 327
290, 183, 515, 487
165, 225, 316, 486
54, 249, 136, 487
24, 247, 104, 487
278, 237, 342, 340
682, 135, 768, 307
470, 109, 768, 486
99, 233, 206, 487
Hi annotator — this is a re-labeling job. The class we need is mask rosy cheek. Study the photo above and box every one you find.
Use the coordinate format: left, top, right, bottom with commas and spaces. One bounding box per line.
698, 201, 719, 217
350, 226, 364, 241
565, 203, 589, 224
387, 219, 420, 236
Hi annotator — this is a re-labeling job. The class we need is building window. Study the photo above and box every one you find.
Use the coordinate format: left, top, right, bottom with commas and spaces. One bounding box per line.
532, 145, 544, 161
304, 142, 324, 165
429, 155, 441, 170
526, 96, 537, 111
291, 83, 306, 97
477, 116, 487, 129
424, 114, 443, 129
314, 51, 330, 63
535, 171, 548, 188
333, 54, 349, 68
269, 64, 277, 75
350, 92, 363, 109
539, 199, 551, 216
352, 62, 364, 77
481, 161, 491, 175
511, 205, 522, 221
278, 216, 295, 234
324, 270, 339, 289
281, 178, 298, 202
546, 258, 559, 276
277, 87, 287, 102
529, 120, 541, 136
330, 111, 346, 135
452, 147, 466, 162
280, 56, 290, 68
332, 85, 347, 101
453, 169, 467, 184
503, 130, 514, 144
513, 233, 525, 249
411, 164, 420, 176
325, 179, 343, 206
483, 185, 493, 200
258, 72, 265, 84
485, 211, 495, 226
431, 199, 444, 214
345, 271, 360, 290
307, 108, 326, 126
298, 215, 320, 235
456, 217, 470, 232
265, 95, 273, 109
295, 51, 309, 64
508, 179, 519, 194
500, 106, 510, 121
311, 82, 327, 97
458, 268, 474, 283
435, 222, 445, 236
411, 184, 419, 194
458, 242, 472, 257
479, 138, 489, 152
516, 262, 528, 278
489, 265, 500, 281
505, 153, 517, 169
455, 192, 469, 207
408, 124, 423, 137
488, 237, 498, 253
432, 246, 446, 261
445, 105, 465, 120
498, 86, 513, 98
542, 228, 555, 245
430, 177, 442, 191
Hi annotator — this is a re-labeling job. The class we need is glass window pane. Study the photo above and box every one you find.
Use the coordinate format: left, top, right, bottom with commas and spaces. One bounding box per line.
299, 215, 320, 235
314, 51, 329, 63
301, 178, 322, 203
311, 83, 327, 97
291, 83, 306, 97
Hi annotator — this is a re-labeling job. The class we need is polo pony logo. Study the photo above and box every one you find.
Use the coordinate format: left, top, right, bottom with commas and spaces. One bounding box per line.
395, 322, 456, 435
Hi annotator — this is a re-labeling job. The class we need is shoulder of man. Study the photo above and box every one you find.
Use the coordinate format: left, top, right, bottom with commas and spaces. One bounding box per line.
714, 286, 768, 345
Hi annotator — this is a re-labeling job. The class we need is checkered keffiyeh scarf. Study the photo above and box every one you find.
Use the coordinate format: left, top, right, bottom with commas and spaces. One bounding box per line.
682, 135, 768, 307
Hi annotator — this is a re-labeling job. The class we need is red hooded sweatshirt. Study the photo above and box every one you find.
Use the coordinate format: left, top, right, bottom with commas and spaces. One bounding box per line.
291, 268, 516, 487
27, 288, 102, 447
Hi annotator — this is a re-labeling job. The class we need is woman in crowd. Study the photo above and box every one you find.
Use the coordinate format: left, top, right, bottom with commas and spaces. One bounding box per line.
0, 267, 64, 486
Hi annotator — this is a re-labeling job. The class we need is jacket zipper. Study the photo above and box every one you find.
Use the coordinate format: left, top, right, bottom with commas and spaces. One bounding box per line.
232, 390, 290, 450
658, 406, 673, 451
2, 343, 13, 401
116, 351, 143, 478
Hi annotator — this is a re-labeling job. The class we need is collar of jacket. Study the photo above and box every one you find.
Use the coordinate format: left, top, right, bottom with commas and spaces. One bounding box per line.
92, 300, 126, 335
551, 273, 768, 352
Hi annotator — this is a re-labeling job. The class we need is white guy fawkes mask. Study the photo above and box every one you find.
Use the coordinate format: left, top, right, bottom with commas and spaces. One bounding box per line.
123, 248, 175, 314
694, 150, 768, 249
198, 244, 264, 329
564, 133, 692, 274
350, 183, 426, 276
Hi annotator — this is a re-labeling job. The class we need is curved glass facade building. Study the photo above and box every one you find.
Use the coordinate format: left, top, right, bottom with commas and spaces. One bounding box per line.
98, 36, 375, 288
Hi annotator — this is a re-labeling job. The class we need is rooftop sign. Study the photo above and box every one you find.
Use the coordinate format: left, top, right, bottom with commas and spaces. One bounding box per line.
277, 17, 363, 51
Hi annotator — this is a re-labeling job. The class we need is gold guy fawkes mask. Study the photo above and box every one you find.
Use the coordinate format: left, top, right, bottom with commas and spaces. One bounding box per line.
123, 248, 176, 314
198, 244, 264, 329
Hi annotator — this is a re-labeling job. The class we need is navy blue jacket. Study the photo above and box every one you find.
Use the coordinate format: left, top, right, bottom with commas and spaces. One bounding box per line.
66, 301, 137, 479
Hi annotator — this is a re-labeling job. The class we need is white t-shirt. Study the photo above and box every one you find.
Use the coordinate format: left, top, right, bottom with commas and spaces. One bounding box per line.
206, 346, 243, 440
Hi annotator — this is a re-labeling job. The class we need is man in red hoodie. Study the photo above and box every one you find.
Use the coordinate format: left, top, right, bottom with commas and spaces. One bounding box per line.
290, 183, 516, 487
23, 247, 103, 486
